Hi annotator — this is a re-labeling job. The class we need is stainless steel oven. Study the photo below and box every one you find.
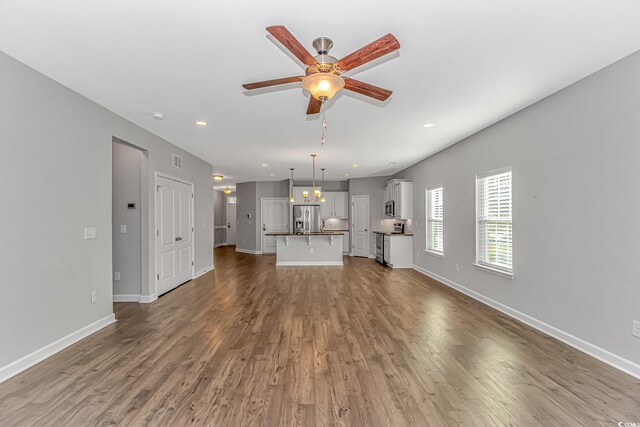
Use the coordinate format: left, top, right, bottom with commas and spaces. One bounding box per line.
375, 232, 385, 264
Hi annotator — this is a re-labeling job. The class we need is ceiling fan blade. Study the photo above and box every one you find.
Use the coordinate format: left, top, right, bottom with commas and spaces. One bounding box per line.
336, 34, 400, 72
242, 76, 303, 90
266, 25, 317, 66
307, 96, 322, 115
343, 78, 392, 101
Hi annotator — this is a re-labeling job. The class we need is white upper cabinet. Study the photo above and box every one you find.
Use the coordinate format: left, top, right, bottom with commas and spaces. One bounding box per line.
385, 179, 413, 220
321, 191, 349, 219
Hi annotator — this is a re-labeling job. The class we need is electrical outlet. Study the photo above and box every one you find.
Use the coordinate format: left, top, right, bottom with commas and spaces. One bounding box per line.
120, 224, 127, 234
114, 272, 120, 281
310, 248, 314, 254
455, 264, 460, 272
633, 320, 640, 338
91, 291, 97, 304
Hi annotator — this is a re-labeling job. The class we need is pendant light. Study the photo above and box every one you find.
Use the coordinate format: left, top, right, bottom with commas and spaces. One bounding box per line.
289, 168, 295, 203
311, 154, 320, 201
320, 168, 326, 203
223, 187, 232, 195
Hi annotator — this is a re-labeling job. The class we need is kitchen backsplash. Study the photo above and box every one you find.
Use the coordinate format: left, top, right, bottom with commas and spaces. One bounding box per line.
322, 218, 349, 230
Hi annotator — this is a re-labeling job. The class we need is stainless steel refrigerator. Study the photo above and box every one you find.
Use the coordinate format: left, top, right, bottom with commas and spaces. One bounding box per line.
293, 205, 321, 234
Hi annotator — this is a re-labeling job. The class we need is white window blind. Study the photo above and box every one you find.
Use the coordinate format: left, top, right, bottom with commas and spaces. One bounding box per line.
476, 169, 512, 272
426, 187, 444, 255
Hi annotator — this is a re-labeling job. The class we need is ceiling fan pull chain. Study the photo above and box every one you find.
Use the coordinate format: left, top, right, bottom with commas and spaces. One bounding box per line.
321, 101, 327, 146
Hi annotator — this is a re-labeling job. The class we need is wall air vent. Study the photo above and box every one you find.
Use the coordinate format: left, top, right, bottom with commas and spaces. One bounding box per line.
172, 154, 182, 169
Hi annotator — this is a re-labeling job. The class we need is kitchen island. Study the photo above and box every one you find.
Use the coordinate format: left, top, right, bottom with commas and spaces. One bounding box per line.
266, 232, 344, 266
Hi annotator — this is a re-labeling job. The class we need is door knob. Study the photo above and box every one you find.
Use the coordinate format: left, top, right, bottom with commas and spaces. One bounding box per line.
227, 223, 230, 228
262, 225, 266, 231
175, 237, 179, 242
365, 229, 368, 232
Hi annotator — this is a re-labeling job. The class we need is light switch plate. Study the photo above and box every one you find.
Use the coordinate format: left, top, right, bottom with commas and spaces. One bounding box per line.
91, 291, 97, 304
120, 224, 127, 234
84, 227, 96, 240
114, 272, 120, 281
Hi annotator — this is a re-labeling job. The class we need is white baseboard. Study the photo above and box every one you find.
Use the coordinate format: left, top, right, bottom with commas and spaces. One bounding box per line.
214, 243, 225, 248
235, 248, 262, 255
195, 265, 214, 279
139, 293, 157, 304
412, 265, 640, 380
0, 313, 116, 384
276, 261, 344, 267
113, 294, 141, 302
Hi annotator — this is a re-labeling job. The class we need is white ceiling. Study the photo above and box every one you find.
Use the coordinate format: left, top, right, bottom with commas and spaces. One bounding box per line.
2, 1, 640, 186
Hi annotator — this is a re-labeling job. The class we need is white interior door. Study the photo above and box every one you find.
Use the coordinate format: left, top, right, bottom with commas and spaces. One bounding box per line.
262, 198, 289, 254
226, 202, 237, 245
352, 195, 370, 257
156, 175, 193, 296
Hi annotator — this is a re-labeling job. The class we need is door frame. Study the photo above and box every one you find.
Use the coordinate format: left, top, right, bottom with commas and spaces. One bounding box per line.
351, 195, 370, 257
261, 197, 289, 253
154, 171, 195, 298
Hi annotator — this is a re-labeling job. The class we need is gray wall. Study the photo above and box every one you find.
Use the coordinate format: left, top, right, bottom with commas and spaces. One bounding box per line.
294, 180, 348, 191
112, 141, 143, 296
348, 176, 393, 256
236, 182, 257, 251
0, 51, 213, 370
396, 51, 640, 368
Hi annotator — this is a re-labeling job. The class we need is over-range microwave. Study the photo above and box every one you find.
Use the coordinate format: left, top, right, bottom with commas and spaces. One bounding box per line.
384, 200, 395, 216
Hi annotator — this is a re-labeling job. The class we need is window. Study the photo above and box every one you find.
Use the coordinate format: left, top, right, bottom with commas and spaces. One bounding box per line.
426, 186, 444, 255
476, 168, 512, 276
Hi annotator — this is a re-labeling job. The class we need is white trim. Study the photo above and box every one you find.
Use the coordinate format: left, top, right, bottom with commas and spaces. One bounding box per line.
412, 265, 640, 380
276, 261, 344, 267
195, 265, 214, 278
139, 293, 158, 304
472, 262, 514, 279
214, 243, 225, 248
235, 248, 263, 255
424, 249, 444, 259
113, 294, 141, 302
0, 314, 116, 384
367, 254, 376, 259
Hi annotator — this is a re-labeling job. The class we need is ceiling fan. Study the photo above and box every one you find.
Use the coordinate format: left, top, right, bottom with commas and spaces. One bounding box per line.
242, 26, 400, 114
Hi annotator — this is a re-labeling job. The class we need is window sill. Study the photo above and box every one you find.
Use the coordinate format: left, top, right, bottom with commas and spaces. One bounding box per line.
472, 263, 514, 280
423, 250, 444, 259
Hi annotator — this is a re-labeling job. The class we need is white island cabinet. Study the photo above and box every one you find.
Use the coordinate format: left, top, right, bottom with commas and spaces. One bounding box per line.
269, 233, 344, 266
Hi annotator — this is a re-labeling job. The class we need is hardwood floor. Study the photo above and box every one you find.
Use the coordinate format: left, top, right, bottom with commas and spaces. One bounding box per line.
1, 246, 638, 425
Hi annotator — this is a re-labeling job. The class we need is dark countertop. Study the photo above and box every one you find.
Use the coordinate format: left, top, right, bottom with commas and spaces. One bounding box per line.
372, 231, 413, 236
266, 232, 345, 236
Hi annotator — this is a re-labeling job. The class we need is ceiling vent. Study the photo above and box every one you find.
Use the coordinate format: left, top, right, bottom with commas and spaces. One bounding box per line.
172, 154, 182, 169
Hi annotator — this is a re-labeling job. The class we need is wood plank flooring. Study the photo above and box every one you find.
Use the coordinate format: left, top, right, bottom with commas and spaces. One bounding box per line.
1, 246, 638, 425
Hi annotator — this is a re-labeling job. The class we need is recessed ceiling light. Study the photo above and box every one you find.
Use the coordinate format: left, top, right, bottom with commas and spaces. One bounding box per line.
388, 162, 396, 166
269, 173, 276, 176
195, 121, 208, 126
152, 113, 164, 120
213, 175, 223, 181
422, 123, 435, 128
344, 173, 350, 177
352, 164, 359, 168
261, 163, 268, 167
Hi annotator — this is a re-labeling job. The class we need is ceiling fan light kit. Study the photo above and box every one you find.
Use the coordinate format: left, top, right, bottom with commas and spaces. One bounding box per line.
242, 26, 400, 115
